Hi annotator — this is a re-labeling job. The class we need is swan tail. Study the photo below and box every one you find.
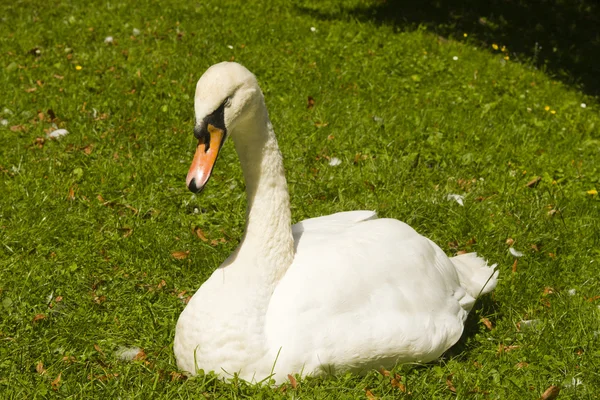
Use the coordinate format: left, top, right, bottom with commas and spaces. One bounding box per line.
451, 252, 498, 298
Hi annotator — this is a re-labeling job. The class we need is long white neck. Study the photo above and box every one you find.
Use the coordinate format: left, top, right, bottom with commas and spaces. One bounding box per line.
230, 100, 294, 283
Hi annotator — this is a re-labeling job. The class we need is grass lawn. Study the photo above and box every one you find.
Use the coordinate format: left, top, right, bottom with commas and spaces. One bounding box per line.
1, 0, 599, 398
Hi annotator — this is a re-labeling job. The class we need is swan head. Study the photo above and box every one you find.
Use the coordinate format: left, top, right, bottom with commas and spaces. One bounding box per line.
186, 62, 261, 193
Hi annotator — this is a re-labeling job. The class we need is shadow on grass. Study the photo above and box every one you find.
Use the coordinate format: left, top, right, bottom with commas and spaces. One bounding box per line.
445, 295, 501, 360
297, 0, 600, 97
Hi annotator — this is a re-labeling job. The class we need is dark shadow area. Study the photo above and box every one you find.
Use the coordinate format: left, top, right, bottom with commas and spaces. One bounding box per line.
297, 0, 600, 97
444, 295, 501, 360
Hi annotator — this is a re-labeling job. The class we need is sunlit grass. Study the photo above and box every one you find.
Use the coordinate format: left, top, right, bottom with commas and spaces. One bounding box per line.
1, 0, 599, 398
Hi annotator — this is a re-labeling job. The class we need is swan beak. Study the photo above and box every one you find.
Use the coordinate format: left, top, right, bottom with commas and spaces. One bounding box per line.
186, 124, 225, 193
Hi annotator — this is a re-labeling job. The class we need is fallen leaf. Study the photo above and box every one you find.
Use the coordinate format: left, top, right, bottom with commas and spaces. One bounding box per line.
171, 250, 189, 260
120, 227, 133, 238
36, 361, 47, 375
170, 371, 185, 381
93, 295, 106, 304
543, 287, 554, 295
157, 279, 166, 289
540, 385, 560, 400
378, 368, 390, 377
512, 259, 518, 273
307, 96, 315, 109
506, 238, 514, 246
133, 349, 146, 361
498, 344, 520, 354
531, 244, 540, 252
10, 125, 26, 132
32, 314, 46, 323
94, 344, 105, 356
82, 144, 93, 155
287, 374, 298, 389
62, 355, 76, 363
391, 374, 406, 392
68, 186, 76, 200
55, 296, 63, 302
365, 389, 378, 400
446, 374, 457, 393
25, 87, 37, 93
314, 121, 328, 128
456, 250, 467, 255
481, 317, 493, 330
526, 176, 541, 188
51, 373, 62, 391
516, 362, 529, 369
194, 227, 209, 242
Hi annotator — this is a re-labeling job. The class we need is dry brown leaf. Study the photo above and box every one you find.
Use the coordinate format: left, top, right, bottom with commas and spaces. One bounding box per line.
93, 295, 106, 304
62, 355, 76, 363
531, 244, 540, 252
36, 361, 47, 375
195, 227, 209, 242
32, 314, 46, 323
456, 250, 467, 255
365, 389, 378, 400
133, 349, 146, 361
10, 125, 26, 132
120, 227, 133, 238
497, 344, 520, 354
540, 385, 560, 400
25, 87, 37, 93
51, 373, 62, 391
515, 361, 529, 369
53, 74, 64, 80
446, 374, 457, 393
481, 317, 493, 330
170, 371, 185, 381
506, 238, 514, 246
378, 368, 390, 377
157, 280, 166, 289
171, 250, 189, 260
314, 121, 329, 128
391, 374, 406, 392
55, 296, 63, 302
94, 344, 105, 356
287, 374, 298, 389
526, 176, 542, 188
82, 144, 94, 155
68, 186, 76, 201
307, 96, 315, 109
512, 259, 518, 273
543, 287, 554, 295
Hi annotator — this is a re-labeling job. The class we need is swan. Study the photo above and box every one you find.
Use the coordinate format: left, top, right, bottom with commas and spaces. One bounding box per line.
174, 62, 499, 384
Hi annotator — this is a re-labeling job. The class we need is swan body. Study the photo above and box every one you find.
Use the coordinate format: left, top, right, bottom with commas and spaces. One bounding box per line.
174, 62, 498, 383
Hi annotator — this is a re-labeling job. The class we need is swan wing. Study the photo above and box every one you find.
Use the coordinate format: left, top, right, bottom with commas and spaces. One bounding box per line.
265, 217, 471, 378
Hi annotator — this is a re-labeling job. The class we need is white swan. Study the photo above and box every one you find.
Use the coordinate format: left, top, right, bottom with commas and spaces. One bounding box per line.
174, 62, 498, 384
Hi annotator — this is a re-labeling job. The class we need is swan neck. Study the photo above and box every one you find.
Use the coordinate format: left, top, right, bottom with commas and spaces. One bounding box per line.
232, 104, 294, 276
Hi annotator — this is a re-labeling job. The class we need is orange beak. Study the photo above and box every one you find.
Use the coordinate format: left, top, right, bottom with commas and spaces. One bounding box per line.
186, 124, 225, 193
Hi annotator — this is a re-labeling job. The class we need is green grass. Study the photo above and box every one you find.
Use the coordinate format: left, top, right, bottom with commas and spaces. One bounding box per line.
1, 0, 599, 398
